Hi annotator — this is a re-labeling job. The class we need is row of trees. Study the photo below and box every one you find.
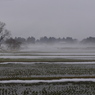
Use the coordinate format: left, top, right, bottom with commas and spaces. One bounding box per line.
81, 37, 95, 44
11, 36, 78, 44
4, 36, 95, 51
1, 21, 95, 51
6, 36, 95, 45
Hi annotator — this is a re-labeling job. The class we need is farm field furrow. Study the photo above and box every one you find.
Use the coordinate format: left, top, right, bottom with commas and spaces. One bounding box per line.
0, 46, 95, 95
0, 81, 95, 95
0, 63, 95, 79
0, 55, 95, 60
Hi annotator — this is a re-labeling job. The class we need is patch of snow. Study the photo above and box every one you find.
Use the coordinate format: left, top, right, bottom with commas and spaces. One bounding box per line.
0, 79, 95, 83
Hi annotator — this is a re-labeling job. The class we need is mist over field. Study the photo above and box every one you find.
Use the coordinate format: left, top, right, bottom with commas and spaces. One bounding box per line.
0, 0, 95, 94
21, 43, 95, 54
4, 36, 95, 52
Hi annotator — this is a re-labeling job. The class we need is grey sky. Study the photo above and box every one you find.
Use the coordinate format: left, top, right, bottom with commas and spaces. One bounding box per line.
0, 0, 95, 40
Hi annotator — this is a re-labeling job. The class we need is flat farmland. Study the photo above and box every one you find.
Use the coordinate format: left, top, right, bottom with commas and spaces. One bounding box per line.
0, 44, 95, 95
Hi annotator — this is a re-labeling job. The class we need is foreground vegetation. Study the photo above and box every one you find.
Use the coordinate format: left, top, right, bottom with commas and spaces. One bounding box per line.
0, 63, 95, 80
0, 82, 95, 95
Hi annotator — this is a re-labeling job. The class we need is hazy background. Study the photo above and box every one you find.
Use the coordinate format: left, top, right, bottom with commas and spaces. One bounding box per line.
0, 0, 95, 40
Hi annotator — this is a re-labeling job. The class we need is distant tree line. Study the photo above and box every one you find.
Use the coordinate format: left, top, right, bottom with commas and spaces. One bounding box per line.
5, 36, 95, 46
5, 36, 78, 45
81, 37, 95, 44
2, 36, 95, 51
1, 21, 95, 51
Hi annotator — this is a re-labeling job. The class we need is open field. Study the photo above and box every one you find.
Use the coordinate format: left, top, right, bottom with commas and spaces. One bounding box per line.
0, 62, 95, 80
0, 45, 95, 94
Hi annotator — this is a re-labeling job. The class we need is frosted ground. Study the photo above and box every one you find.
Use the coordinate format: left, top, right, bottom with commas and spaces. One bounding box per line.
1, 44, 95, 60
0, 81, 95, 95
0, 44, 95, 95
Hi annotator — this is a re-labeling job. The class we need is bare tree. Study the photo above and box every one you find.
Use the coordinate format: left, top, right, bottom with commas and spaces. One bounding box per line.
0, 21, 10, 46
5, 38, 22, 50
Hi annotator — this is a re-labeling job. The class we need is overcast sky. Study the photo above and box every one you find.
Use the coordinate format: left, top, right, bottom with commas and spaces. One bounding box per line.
0, 0, 95, 40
